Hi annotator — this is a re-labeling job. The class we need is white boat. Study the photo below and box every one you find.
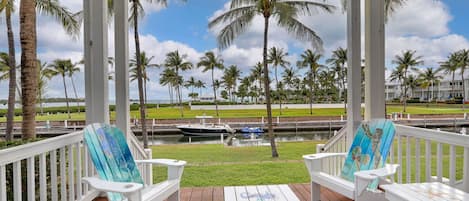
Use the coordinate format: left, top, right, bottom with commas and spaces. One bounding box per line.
176, 115, 235, 136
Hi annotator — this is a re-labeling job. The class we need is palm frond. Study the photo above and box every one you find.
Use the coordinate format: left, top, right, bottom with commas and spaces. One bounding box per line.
209, 5, 257, 29
129, 0, 145, 28
279, 0, 335, 16
216, 10, 255, 49
36, 0, 81, 38
230, 0, 257, 9
276, 16, 323, 52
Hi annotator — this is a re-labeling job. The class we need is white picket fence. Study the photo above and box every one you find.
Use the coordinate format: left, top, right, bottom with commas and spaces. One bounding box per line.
0, 130, 150, 201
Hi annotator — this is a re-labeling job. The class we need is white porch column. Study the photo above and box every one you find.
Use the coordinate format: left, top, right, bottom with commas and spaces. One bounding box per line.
364, 0, 385, 120
84, 0, 109, 124
346, 0, 362, 148
114, 0, 130, 136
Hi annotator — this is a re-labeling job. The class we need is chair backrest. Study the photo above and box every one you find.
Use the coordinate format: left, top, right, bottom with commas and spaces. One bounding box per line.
340, 119, 395, 189
84, 123, 144, 201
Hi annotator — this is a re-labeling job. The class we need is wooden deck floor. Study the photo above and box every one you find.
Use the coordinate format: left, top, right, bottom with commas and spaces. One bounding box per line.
93, 184, 352, 201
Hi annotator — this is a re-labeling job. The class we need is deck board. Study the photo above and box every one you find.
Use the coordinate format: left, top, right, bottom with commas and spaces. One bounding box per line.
95, 183, 351, 201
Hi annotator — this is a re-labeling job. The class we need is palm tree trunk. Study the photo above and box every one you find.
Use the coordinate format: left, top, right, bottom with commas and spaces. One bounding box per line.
20, 0, 37, 139
451, 72, 455, 99
5, 5, 16, 141
177, 86, 184, 118
61, 75, 71, 119
262, 16, 278, 158
70, 77, 80, 114
462, 74, 466, 110
275, 66, 282, 115
309, 71, 313, 115
133, 1, 148, 148
212, 69, 219, 116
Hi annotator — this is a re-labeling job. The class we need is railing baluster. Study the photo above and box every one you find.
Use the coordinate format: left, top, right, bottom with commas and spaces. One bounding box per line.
68, 144, 75, 201
397, 135, 402, 183
406, 136, 411, 183
39, 153, 47, 201
83, 146, 89, 193
27, 157, 35, 201
464, 147, 469, 192
425, 140, 431, 182
13, 161, 21, 201
437, 143, 443, 182
51, 150, 58, 201
415, 138, 420, 183
0, 165, 6, 201
449, 145, 456, 186
60, 147, 67, 201
76, 143, 82, 200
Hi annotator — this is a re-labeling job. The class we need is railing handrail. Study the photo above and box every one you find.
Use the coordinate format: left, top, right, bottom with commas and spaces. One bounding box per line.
0, 131, 83, 166
322, 126, 347, 152
395, 124, 469, 147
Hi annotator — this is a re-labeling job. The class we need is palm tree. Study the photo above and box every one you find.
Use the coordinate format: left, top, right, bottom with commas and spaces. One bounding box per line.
37, 60, 53, 115
392, 50, 423, 112
130, 51, 158, 105
389, 65, 405, 100
65, 61, 81, 114
297, 49, 324, 115
418, 67, 442, 102
326, 47, 347, 111
438, 53, 459, 99
251, 62, 264, 103
405, 74, 419, 98
457, 49, 469, 109
267, 47, 290, 115
45, 59, 74, 119
222, 65, 241, 102
197, 51, 224, 116
185, 76, 197, 100
164, 50, 193, 117
210, 0, 334, 158
194, 80, 206, 99
160, 68, 177, 105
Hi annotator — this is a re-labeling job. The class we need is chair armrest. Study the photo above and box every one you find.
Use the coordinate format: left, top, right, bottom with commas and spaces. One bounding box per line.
303, 152, 347, 161
135, 159, 186, 167
82, 177, 143, 194
354, 164, 400, 197
354, 164, 400, 181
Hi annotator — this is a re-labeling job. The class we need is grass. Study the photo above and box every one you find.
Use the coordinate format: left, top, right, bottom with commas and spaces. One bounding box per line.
150, 140, 466, 187
0, 104, 467, 122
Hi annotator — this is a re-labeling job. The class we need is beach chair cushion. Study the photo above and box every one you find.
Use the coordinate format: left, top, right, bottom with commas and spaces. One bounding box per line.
340, 119, 396, 189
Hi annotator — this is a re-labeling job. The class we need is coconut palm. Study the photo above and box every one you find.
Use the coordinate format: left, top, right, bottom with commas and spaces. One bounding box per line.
164, 50, 193, 117
160, 68, 177, 105
197, 51, 224, 116
267, 47, 290, 115
185, 76, 197, 100
222, 65, 241, 102
405, 74, 418, 98
194, 80, 206, 99
438, 53, 459, 99
392, 50, 424, 112
297, 49, 324, 115
209, 0, 334, 158
37, 60, 53, 115
65, 61, 81, 114
130, 51, 158, 105
45, 59, 74, 119
418, 67, 442, 102
389, 65, 405, 100
326, 47, 347, 112
457, 49, 469, 109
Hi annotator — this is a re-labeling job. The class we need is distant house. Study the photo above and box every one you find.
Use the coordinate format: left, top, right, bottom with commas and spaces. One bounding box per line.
385, 78, 469, 102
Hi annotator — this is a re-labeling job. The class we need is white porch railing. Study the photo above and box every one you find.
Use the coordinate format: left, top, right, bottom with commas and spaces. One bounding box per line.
319, 124, 469, 193
0, 130, 150, 201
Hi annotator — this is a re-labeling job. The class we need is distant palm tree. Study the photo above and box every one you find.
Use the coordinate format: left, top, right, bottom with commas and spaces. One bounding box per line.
418, 67, 442, 102
250, 62, 264, 103
392, 50, 423, 112
130, 51, 158, 105
197, 51, 224, 116
326, 47, 347, 112
65, 61, 81, 114
160, 68, 178, 105
456, 49, 469, 109
37, 60, 53, 115
210, 0, 334, 158
45, 59, 74, 119
194, 80, 206, 98
297, 49, 324, 115
222, 65, 241, 102
389, 65, 405, 100
405, 74, 419, 98
164, 50, 193, 117
185, 76, 197, 100
438, 53, 459, 99
267, 47, 290, 115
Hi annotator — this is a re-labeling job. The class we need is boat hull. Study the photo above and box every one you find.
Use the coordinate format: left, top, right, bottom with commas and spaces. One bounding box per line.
177, 126, 233, 137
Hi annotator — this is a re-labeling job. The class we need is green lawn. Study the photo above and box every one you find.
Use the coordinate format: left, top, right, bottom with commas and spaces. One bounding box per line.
150, 140, 465, 187
1, 104, 467, 122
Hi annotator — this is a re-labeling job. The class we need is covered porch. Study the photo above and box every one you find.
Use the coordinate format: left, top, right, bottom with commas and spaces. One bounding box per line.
1, 0, 469, 200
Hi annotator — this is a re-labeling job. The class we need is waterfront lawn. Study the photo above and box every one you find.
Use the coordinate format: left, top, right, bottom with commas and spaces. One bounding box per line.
1, 104, 467, 122
151, 140, 466, 187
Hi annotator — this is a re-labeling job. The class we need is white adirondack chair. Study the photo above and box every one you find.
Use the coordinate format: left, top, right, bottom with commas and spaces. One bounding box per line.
82, 123, 186, 201
303, 119, 399, 201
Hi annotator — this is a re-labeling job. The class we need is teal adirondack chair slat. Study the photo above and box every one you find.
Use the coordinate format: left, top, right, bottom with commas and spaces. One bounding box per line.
340, 119, 396, 190
84, 123, 144, 201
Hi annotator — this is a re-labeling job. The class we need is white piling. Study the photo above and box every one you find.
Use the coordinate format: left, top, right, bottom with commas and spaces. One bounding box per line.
334, 130, 338, 136
218, 118, 221, 124
461, 128, 467, 135
437, 128, 441, 132
189, 137, 192, 144
407, 113, 411, 120
276, 116, 279, 124
64, 120, 68, 128
152, 119, 156, 126
341, 115, 344, 121
45, 120, 50, 129
261, 116, 264, 124
220, 134, 224, 144
465, 113, 467, 120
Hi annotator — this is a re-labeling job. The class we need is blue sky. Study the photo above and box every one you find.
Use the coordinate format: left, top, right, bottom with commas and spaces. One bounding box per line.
1, 0, 469, 101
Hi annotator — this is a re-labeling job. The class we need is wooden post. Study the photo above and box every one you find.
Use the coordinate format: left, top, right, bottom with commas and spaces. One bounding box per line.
346, 0, 362, 147
364, 0, 385, 120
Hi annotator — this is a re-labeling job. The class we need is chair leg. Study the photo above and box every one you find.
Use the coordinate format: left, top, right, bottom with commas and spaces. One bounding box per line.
167, 190, 180, 201
311, 181, 321, 201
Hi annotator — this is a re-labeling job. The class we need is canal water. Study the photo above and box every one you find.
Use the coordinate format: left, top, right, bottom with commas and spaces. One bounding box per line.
138, 131, 333, 145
